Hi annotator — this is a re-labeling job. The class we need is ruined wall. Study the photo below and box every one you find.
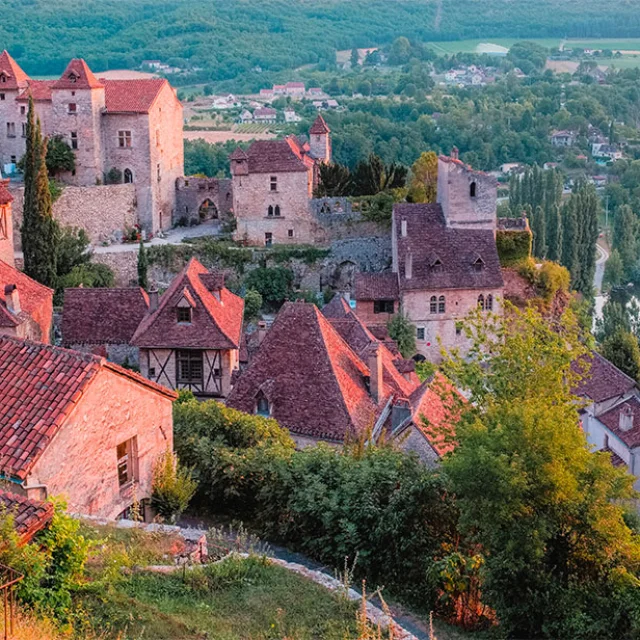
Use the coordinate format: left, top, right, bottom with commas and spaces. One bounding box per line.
175, 176, 233, 226
11, 183, 137, 248
26, 367, 173, 519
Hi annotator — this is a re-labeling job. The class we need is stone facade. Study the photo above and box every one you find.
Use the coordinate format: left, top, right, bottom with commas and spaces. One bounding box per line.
65, 342, 141, 367
10, 183, 137, 247
22, 364, 174, 519
175, 176, 233, 227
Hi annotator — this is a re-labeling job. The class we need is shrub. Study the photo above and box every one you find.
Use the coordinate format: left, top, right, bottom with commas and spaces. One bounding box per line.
243, 288, 263, 321
150, 449, 197, 523
387, 312, 416, 358
245, 267, 294, 310
45, 136, 75, 176
496, 229, 532, 266
536, 260, 571, 300
105, 167, 122, 185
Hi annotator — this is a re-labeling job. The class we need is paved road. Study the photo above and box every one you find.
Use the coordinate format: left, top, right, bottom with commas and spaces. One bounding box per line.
593, 240, 610, 325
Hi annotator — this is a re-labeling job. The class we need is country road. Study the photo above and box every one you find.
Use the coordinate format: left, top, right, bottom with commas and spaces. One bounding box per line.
594, 240, 610, 324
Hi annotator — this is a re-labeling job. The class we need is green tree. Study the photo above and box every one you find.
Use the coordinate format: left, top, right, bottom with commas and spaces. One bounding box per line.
561, 197, 578, 276
137, 237, 148, 290
545, 202, 562, 262
442, 306, 640, 638
21, 98, 59, 289
596, 299, 632, 342
572, 181, 600, 297
387, 311, 416, 358
245, 267, 294, 310
243, 288, 263, 320
350, 47, 359, 68
613, 204, 638, 276
315, 162, 353, 197
45, 135, 75, 176
600, 330, 640, 382
531, 205, 547, 259
603, 248, 624, 289
407, 151, 438, 203
150, 449, 197, 523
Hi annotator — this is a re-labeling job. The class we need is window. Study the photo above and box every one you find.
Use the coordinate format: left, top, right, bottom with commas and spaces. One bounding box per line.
116, 437, 138, 488
124, 168, 133, 184
157, 163, 161, 182
6, 122, 15, 138
478, 294, 485, 311
21, 123, 26, 138
416, 327, 425, 341
176, 350, 204, 385
0, 93, 4, 100
0, 208, 7, 240
438, 295, 446, 314
270, 176, 277, 191
374, 300, 395, 314
267, 205, 274, 217
10, 156, 16, 165
274, 205, 281, 217
430, 258, 443, 273
265, 232, 273, 246
430, 296, 438, 314
70, 131, 78, 150
456, 324, 462, 336
256, 393, 270, 417
470, 181, 477, 198
486, 294, 493, 311
68, 73, 77, 84
118, 130, 132, 148
68, 103, 77, 114
473, 257, 484, 272
148, 366, 156, 378
177, 307, 192, 323
0, 74, 5, 83
19, 106, 25, 115
288, 229, 294, 238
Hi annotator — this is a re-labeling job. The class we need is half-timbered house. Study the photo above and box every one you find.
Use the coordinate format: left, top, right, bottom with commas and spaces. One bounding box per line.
131, 258, 244, 398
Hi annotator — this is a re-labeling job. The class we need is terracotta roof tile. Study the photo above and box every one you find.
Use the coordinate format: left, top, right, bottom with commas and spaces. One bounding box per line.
321, 295, 353, 319
0, 179, 13, 205
0, 51, 29, 90
0, 261, 53, 327
309, 114, 330, 134
394, 203, 503, 291
53, 59, 103, 90
598, 397, 640, 449
16, 80, 55, 103
131, 258, 243, 350
228, 302, 389, 441
102, 78, 169, 113
355, 272, 399, 301
572, 351, 637, 404
61, 287, 149, 346
0, 490, 54, 543
602, 446, 626, 468
242, 139, 309, 173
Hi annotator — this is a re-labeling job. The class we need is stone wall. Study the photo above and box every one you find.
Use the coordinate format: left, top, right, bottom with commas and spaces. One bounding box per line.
175, 176, 233, 226
11, 183, 137, 248
92, 251, 138, 287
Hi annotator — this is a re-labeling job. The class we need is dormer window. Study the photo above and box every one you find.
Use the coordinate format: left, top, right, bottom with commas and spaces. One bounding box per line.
68, 73, 78, 84
473, 256, 484, 272
430, 258, 443, 273
0, 74, 6, 83
256, 392, 270, 417
177, 307, 192, 323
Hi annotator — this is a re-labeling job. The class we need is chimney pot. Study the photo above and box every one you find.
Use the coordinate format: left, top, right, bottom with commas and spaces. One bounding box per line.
451, 146, 459, 160
405, 253, 413, 280
401, 219, 408, 237
368, 344, 383, 404
4, 284, 20, 315
620, 405, 634, 431
148, 288, 159, 312
257, 320, 268, 345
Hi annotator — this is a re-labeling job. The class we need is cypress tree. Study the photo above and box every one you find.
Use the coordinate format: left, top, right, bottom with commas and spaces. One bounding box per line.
137, 237, 149, 290
546, 202, 563, 262
571, 181, 599, 297
21, 98, 58, 289
532, 205, 547, 259
613, 204, 638, 276
561, 199, 578, 282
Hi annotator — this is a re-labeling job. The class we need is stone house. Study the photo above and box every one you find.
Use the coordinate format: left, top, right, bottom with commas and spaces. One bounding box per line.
61, 287, 150, 365
0, 51, 184, 235
253, 108, 277, 124
0, 178, 53, 342
228, 300, 458, 460
230, 115, 331, 246
131, 258, 244, 399
0, 490, 54, 543
550, 130, 577, 147
356, 153, 503, 362
0, 335, 176, 520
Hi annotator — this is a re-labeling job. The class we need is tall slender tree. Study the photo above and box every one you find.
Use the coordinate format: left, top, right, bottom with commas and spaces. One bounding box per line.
546, 202, 563, 262
531, 205, 547, 259
137, 237, 149, 290
561, 198, 578, 280
21, 97, 58, 288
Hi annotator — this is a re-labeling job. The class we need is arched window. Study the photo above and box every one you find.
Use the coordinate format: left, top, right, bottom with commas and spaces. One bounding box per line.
478, 294, 485, 310
274, 205, 281, 217
256, 393, 270, 417
486, 294, 493, 311
438, 296, 446, 313
430, 296, 437, 314
267, 205, 274, 217
470, 181, 477, 198
124, 168, 133, 184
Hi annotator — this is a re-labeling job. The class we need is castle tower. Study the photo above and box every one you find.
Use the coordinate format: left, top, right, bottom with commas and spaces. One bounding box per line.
50, 59, 106, 186
0, 51, 30, 169
0, 176, 14, 267
436, 149, 496, 232
309, 115, 331, 164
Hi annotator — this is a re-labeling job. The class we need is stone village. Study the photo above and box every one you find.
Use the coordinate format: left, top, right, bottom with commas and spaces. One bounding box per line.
0, 50, 637, 525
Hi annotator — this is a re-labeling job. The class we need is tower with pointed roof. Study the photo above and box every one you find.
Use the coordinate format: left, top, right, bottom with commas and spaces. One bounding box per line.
0, 51, 30, 170
309, 115, 331, 164
50, 59, 106, 186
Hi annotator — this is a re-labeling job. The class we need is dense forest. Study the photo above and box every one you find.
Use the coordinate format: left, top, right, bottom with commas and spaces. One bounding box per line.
4, 0, 640, 79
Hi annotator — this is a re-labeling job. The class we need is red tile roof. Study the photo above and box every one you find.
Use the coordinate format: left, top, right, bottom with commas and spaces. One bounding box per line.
131, 258, 243, 350
602, 446, 626, 469
394, 203, 503, 291
16, 80, 55, 103
0, 179, 13, 205
227, 301, 390, 441
598, 397, 640, 449
355, 272, 399, 301
54, 59, 103, 90
572, 351, 637, 404
309, 114, 330, 134
103, 78, 169, 113
0, 336, 176, 479
61, 287, 149, 346
0, 490, 54, 543
321, 295, 353, 319
0, 51, 29, 90
243, 139, 309, 173
0, 260, 53, 330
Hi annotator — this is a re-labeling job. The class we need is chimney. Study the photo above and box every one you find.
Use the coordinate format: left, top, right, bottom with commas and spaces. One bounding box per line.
451, 146, 459, 160
148, 288, 159, 312
368, 344, 383, 404
401, 219, 407, 237
405, 253, 413, 280
257, 320, 268, 345
342, 291, 351, 303
620, 404, 634, 432
4, 284, 20, 315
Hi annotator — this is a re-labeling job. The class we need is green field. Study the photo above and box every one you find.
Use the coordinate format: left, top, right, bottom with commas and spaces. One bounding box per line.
236, 123, 272, 134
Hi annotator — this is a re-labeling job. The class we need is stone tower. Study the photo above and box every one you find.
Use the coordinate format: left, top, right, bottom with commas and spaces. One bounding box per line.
309, 115, 331, 164
436, 148, 496, 232
50, 59, 106, 186
0, 51, 30, 169
0, 176, 14, 267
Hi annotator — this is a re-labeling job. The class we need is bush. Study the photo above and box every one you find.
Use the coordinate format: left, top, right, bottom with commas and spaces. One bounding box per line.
244, 267, 294, 310
46, 136, 75, 176
387, 312, 416, 358
536, 260, 571, 300
243, 288, 263, 321
150, 449, 197, 523
496, 229, 532, 266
